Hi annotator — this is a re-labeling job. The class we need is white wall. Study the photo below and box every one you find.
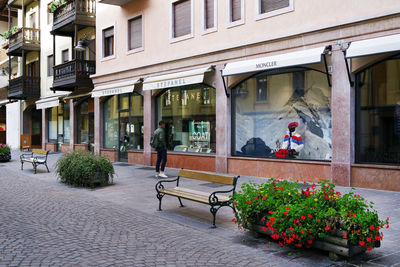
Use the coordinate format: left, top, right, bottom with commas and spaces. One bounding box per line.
6, 101, 22, 149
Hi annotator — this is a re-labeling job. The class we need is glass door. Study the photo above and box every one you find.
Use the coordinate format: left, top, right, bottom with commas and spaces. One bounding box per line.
118, 111, 130, 161
88, 113, 94, 152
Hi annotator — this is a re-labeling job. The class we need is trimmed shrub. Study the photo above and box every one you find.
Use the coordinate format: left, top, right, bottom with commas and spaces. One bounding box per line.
56, 151, 114, 188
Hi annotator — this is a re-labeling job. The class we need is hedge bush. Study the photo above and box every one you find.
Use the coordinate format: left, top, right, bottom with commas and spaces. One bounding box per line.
56, 151, 114, 188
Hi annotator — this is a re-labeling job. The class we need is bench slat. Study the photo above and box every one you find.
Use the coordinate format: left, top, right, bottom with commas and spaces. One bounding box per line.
32, 149, 48, 155
160, 187, 230, 204
178, 170, 235, 185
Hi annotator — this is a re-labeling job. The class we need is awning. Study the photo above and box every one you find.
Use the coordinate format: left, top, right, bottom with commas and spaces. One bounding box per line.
142, 66, 214, 91
91, 78, 141, 97
346, 34, 400, 58
36, 94, 68, 109
222, 46, 328, 76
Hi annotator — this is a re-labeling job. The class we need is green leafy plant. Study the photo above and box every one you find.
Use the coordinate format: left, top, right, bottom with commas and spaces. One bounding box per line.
0, 144, 10, 156
233, 179, 389, 251
1, 26, 21, 40
47, 0, 71, 13
56, 151, 114, 188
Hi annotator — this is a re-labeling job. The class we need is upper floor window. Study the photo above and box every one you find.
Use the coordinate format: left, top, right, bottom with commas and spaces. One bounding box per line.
203, 0, 217, 32
128, 15, 143, 51
228, 0, 244, 26
62, 49, 69, 63
103, 26, 115, 58
256, 0, 294, 20
47, 55, 54, 76
172, 0, 192, 40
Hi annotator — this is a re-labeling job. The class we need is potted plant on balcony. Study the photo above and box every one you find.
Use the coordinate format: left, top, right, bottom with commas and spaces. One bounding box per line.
1, 26, 22, 40
48, 0, 72, 13
233, 179, 389, 260
0, 144, 11, 162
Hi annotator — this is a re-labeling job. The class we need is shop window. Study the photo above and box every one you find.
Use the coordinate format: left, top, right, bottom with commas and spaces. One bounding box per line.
103, 93, 144, 151
232, 68, 332, 161
128, 15, 143, 51
103, 26, 114, 58
48, 107, 58, 143
156, 85, 216, 153
48, 103, 70, 149
356, 56, 400, 165
172, 0, 192, 39
77, 100, 89, 144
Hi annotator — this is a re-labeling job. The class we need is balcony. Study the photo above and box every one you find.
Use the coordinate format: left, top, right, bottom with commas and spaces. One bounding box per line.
98, 0, 133, 6
8, 0, 36, 8
52, 0, 96, 36
8, 75, 40, 100
8, 28, 40, 56
53, 59, 95, 91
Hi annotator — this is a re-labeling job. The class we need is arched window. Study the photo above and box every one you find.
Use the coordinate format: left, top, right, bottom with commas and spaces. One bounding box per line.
156, 84, 216, 153
232, 68, 331, 161
356, 56, 400, 164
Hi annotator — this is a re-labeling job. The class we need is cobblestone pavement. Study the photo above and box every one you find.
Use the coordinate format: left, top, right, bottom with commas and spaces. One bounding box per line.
0, 151, 399, 267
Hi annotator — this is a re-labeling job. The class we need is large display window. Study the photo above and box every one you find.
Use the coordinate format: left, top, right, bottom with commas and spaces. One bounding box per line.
156, 84, 216, 153
103, 92, 144, 161
76, 98, 94, 151
356, 56, 400, 165
48, 103, 70, 151
232, 68, 331, 161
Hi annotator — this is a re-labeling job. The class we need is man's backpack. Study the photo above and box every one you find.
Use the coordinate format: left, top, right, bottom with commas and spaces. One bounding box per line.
150, 133, 159, 148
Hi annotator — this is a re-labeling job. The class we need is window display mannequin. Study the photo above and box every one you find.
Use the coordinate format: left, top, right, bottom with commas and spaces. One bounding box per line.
275, 122, 304, 158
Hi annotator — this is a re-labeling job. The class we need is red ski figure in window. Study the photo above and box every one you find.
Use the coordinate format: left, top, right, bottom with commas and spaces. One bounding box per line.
275, 122, 304, 158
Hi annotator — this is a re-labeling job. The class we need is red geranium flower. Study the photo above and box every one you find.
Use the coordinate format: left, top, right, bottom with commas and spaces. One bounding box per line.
255, 197, 258, 200
279, 242, 283, 246
307, 240, 313, 244
325, 226, 330, 231
262, 227, 266, 232
246, 200, 251, 204
343, 233, 347, 239
286, 207, 290, 211
359, 241, 365, 246
262, 196, 267, 200
367, 237, 372, 242
308, 214, 312, 219
301, 216, 306, 220
370, 225, 374, 230
367, 247, 373, 251
305, 206, 308, 209
284, 211, 288, 216
268, 210, 274, 214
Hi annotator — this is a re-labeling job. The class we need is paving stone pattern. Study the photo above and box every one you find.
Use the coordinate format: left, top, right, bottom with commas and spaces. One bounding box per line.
0, 151, 399, 266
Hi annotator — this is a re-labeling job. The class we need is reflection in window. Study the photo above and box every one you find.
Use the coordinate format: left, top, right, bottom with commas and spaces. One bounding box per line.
356, 57, 400, 164
232, 69, 332, 161
157, 85, 216, 153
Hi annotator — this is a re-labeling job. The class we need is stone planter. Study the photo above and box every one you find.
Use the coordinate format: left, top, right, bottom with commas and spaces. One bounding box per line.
0, 152, 11, 162
252, 223, 380, 260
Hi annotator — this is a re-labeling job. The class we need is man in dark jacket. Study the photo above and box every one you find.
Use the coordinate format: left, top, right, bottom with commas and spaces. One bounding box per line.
154, 120, 168, 178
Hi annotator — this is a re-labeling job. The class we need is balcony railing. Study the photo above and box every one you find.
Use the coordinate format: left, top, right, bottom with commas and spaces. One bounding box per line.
53, 59, 95, 90
53, 0, 96, 33
8, 75, 40, 99
8, 27, 40, 55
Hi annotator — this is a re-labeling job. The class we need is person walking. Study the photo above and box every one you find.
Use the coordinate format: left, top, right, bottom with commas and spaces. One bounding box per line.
153, 120, 168, 178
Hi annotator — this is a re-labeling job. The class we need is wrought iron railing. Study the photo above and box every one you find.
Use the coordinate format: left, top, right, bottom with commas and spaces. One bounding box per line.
8, 76, 40, 98
8, 27, 40, 50
53, 0, 96, 25
54, 59, 95, 82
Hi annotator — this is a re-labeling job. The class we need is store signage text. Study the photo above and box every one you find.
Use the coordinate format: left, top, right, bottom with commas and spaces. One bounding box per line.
100, 88, 123, 96
256, 61, 277, 69
155, 78, 186, 89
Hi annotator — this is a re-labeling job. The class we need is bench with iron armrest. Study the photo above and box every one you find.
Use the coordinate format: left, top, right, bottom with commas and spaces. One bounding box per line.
20, 149, 50, 174
155, 169, 239, 228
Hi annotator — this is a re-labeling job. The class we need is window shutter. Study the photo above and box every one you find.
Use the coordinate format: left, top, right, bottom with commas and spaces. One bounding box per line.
231, 0, 241, 22
173, 0, 191, 38
205, 0, 214, 29
103, 27, 114, 38
129, 16, 142, 50
48, 55, 54, 76
261, 0, 290, 14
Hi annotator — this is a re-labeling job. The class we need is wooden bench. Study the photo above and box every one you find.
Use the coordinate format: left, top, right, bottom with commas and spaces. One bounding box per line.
155, 169, 239, 228
20, 149, 50, 174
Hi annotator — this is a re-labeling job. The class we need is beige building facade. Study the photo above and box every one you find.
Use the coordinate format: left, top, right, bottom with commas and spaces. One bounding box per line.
92, 0, 399, 191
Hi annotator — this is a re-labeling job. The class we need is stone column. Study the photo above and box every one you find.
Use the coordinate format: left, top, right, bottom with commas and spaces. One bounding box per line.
215, 64, 230, 173
331, 42, 355, 187
94, 97, 101, 155
143, 90, 154, 166
69, 99, 74, 152
42, 108, 47, 150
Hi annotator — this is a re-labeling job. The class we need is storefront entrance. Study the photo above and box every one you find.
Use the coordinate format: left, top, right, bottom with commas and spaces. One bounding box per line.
77, 98, 94, 151
48, 103, 70, 152
118, 110, 130, 161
